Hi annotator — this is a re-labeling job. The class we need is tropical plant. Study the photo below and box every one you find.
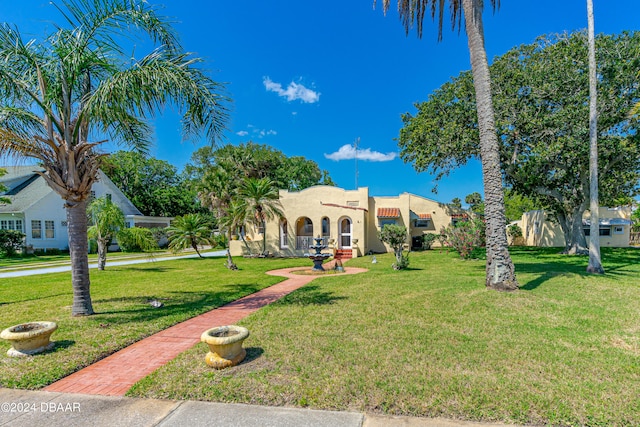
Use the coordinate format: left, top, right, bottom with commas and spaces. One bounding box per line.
378, 0, 517, 290
87, 196, 125, 270
166, 214, 213, 258
586, 0, 603, 274
116, 227, 158, 253
0, 0, 228, 315
378, 224, 410, 270
237, 177, 284, 255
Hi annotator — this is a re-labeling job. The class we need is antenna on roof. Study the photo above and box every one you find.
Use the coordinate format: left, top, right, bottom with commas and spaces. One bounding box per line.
354, 137, 360, 189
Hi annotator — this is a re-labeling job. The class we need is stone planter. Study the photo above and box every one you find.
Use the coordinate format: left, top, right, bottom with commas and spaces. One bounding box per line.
201, 325, 249, 369
0, 321, 57, 357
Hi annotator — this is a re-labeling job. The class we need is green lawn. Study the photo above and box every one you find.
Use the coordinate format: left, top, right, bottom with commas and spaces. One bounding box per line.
0, 256, 308, 389
126, 248, 640, 427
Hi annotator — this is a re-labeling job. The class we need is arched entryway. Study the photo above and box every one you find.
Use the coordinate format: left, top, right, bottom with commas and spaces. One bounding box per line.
295, 217, 313, 250
338, 217, 352, 249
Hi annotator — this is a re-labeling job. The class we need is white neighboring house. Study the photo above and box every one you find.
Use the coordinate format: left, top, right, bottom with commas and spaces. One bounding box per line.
0, 166, 171, 251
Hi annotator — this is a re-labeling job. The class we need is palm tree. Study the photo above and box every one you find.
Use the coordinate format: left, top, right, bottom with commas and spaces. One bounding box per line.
166, 214, 213, 258
237, 177, 284, 255
586, 0, 604, 274
379, 0, 518, 291
87, 196, 125, 270
0, 0, 228, 315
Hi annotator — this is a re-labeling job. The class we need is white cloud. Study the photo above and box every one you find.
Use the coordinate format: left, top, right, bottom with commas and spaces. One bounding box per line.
324, 144, 397, 162
236, 127, 277, 139
263, 77, 320, 103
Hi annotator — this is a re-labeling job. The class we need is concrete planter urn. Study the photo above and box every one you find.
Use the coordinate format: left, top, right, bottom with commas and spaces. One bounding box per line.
201, 325, 249, 369
0, 321, 57, 357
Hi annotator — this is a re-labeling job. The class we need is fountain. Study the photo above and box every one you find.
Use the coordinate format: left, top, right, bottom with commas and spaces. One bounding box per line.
307, 236, 331, 271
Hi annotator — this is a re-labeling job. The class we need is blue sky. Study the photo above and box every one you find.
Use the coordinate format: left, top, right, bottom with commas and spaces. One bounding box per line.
2, 1, 640, 205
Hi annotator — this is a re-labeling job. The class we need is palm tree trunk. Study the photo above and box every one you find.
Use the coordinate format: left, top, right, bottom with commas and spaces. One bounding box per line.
586, 0, 604, 274
226, 229, 237, 270
462, 0, 518, 291
97, 238, 107, 270
67, 200, 95, 315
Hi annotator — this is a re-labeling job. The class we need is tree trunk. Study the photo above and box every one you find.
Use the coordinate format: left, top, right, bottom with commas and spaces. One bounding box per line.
462, 0, 518, 291
586, 0, 604, 273
191, 239, 203, 257
558, 208, 589, 255
97, 238, 107, 270
67, 200, 95, 316
226, 229, 237, 270
262, 219, 267, 255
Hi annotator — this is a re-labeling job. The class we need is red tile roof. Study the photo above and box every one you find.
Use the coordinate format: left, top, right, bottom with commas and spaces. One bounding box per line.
377, 207, 400, 218
418, 213, 432, 219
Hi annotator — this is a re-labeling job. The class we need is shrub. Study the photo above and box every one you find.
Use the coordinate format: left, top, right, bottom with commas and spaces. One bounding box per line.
117, 227, 159, 252
444, 218, 485, 259
378, 224, 410, 270
422, 233, 437, 250
0, 229, 25, 257
507, 223, 523, 239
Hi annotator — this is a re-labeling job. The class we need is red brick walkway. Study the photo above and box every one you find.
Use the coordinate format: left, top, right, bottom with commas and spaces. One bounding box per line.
44, 262, 367, 396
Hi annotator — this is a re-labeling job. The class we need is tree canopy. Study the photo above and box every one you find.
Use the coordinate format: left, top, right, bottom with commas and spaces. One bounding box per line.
103, 151, 201, 217
186, 142, 334, 192
399, 31, 640, 253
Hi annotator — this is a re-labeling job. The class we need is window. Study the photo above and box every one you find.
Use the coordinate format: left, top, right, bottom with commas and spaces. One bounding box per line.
380, 219, 396, 229
31, 220, 42, 239
280, 219, 288, 249
1, 219, 23, 231
322, 217, 330, 236
415, 219, 430, 228
613, 226, 624, 235
45, 220, 55, 239
584, 227, 612, 236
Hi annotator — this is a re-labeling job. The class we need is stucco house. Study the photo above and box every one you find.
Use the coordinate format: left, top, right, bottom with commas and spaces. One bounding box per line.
0, 166, 171, 251
516, 206, 633, 248
229, 185, 459, 258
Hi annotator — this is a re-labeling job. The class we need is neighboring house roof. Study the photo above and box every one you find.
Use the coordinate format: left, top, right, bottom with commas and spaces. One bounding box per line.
0, 166, 51, 213
0, 165, 142, 216
377, 207, 400, 218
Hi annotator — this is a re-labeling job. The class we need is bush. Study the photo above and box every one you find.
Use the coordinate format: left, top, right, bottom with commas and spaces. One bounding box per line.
211, 233, 228, 249
507, 223, 523, 239
444, 218, 485, 259
378, 224, 410, 270
0, 229, 25, 257
117, 227, 159, 252
422, 233, 437, 250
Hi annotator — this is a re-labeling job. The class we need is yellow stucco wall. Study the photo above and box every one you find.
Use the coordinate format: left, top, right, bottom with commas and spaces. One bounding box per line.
520, 207, 631, 248
229, 186, 455, 257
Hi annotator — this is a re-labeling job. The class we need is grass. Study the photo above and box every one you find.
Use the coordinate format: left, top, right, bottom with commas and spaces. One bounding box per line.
0, 255, 309, 389
125, 248, 640, 427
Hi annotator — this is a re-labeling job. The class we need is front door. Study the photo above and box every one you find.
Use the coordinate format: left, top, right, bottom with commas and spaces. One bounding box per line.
339, 217, 352, 249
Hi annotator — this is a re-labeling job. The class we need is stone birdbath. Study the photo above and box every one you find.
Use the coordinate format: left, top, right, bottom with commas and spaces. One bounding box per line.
201, 325, 249, 369
0, 321, 58, 357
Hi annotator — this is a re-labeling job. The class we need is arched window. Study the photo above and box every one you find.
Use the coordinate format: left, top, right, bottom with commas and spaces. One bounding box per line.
321, 217, 330, 239
280, 219, 289, 249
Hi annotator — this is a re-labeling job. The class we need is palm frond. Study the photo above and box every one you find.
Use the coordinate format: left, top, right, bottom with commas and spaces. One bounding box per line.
85, 49, 230, 144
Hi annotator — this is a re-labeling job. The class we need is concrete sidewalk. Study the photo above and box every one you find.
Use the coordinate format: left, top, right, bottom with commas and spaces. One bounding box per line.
0, 388, 522, 427
0, 250, 227, 278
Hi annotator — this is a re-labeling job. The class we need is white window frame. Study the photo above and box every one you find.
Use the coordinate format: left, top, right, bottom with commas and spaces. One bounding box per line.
31, 220, 42, 239
45, 220, 55, 239
613, 226, 624, 235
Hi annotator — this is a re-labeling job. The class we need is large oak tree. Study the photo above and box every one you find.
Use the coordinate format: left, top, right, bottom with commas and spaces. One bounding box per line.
399, 31, 640, 254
